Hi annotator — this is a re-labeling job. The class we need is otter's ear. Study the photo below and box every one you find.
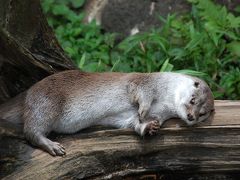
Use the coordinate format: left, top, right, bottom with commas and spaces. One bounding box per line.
194, 81, 199, 88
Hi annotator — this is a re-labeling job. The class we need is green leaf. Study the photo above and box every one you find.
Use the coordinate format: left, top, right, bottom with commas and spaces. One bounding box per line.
149, 34, 168, 53
168, 48, 186, 60
110, 57, 121, 72
160, 59, 174, 72
78, 53, 86, 69
118, 34, 146, 54
83, 62, 99, 72
185, 24, 203, 50
41, 0, 54, 13
227, 13, 240, 28
65, 47, 76, 57
175, 69, 207, 77
71, 0, 85, 8
52, 4, 71, 16
185, 33, 202, 50
227, 41, 240, 57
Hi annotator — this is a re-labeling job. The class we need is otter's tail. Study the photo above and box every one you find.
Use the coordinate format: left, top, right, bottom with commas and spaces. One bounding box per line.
0, 92, 26, 125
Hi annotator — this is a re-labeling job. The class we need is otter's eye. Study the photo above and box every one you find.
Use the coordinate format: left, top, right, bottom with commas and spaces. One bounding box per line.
190, 98, 195, 105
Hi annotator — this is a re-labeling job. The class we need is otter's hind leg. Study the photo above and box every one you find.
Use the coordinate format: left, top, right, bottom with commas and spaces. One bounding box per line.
24, 118, 65, 156
25, 130, 65, 156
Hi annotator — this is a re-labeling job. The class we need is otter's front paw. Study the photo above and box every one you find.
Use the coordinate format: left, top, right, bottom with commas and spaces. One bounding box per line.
145, 120, 160, 135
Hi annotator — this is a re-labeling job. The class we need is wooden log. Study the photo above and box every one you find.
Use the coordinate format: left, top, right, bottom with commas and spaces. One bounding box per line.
1, 100, 240, 179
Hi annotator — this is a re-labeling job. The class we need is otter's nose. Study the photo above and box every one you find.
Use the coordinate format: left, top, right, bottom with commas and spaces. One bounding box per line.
187, 114, 195, 121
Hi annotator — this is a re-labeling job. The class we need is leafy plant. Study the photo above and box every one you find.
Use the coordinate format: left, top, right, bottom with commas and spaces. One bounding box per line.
41, 0, 240, 100
220, 68, 240, 99
42, 0, 116, 72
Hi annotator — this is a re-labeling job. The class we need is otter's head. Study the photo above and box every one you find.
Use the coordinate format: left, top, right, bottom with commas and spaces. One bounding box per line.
177, 79, 215, 126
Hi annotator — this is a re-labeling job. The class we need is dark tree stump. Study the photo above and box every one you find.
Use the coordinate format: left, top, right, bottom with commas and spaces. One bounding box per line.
0, 0, 76, 104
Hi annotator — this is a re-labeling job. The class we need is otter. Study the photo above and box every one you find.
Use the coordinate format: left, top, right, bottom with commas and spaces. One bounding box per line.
0, 70, 214, 156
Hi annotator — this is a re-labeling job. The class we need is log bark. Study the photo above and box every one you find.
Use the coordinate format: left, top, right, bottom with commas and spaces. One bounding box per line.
1, 101, 240, 179
0, 0, 76, 104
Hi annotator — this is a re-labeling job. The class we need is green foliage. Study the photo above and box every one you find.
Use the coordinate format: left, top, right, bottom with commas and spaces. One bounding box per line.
220, 67, 240, 99
41, 0, 240, 100
41, 0, 115, 72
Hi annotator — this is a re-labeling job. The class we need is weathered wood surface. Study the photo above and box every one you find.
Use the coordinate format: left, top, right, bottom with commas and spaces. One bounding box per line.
0, 100, 240, 179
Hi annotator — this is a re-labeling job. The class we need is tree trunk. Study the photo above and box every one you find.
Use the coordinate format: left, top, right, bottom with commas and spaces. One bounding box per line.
0, 0, 76, 104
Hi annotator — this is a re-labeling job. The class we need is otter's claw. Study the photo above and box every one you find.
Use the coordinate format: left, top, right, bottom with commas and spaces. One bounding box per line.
145, 120, 160, 135
44, 141, 66, 156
